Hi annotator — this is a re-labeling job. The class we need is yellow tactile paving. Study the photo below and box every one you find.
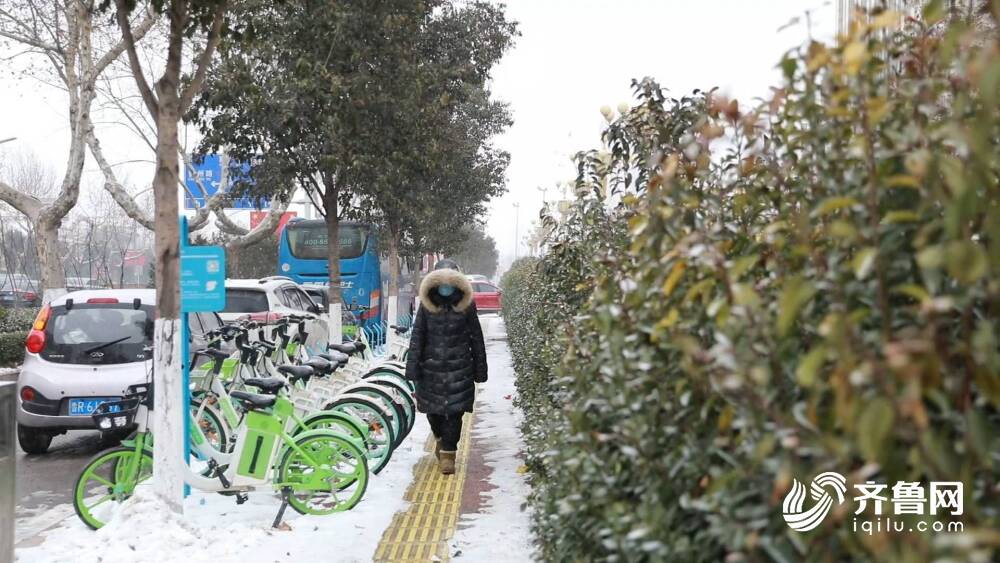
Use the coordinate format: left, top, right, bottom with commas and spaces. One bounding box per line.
374, 412, 474, 562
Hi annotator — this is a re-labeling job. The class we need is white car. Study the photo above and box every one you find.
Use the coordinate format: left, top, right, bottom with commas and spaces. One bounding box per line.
220, 277, 329, 352
15, 289, 227, 453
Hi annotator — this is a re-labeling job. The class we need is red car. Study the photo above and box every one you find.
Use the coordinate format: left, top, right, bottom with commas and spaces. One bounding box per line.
470, 281, 502, 313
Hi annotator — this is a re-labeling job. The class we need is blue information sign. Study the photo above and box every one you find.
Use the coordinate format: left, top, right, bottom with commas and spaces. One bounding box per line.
180, 246, 226, 312
183, 154, 263, 210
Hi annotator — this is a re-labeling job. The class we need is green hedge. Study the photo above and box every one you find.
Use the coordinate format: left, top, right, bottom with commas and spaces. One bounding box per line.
0, 331, 27, 367
0, 306, 37, 333
505, 9, 997, 563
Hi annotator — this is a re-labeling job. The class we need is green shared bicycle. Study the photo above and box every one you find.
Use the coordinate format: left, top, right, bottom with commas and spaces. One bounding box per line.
73, 379, 369, 530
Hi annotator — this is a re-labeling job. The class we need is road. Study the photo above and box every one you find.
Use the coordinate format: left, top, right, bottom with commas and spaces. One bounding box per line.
15, 431, 111, 545
3, 370, 111, 544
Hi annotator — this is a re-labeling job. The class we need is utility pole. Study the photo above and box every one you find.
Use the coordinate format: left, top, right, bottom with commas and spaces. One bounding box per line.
513, 202, 520, 260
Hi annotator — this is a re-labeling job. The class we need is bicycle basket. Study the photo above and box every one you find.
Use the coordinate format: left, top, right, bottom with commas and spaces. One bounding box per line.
91, 398, 141, 430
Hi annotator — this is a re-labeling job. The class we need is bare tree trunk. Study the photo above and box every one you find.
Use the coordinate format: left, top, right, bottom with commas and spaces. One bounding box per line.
149, 1, 185, 513
323, 179, 342, 345
35, 220, 65, 303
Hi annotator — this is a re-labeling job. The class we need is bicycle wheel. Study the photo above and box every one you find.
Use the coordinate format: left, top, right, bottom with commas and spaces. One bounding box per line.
295, 411, 369, 448
342, 384, 406, 449
190, 398, 230, 455
363, 366, 413, 394
325, 394, 395, 474
73, 446, 153, 530
277, 432, 369, 515
363, 377, 416, 439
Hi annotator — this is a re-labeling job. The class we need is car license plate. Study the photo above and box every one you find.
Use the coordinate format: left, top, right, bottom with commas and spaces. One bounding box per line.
69, 398, 120, 416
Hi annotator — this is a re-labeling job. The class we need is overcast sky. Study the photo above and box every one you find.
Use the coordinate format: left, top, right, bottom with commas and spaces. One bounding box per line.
487, 0, 835, 272
0, 1, 836, 273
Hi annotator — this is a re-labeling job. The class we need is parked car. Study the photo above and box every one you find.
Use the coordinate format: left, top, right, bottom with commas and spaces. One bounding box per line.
470, 281, 502, 314
302, 284, 363, 340
0, 274, 40, 307
221, 277, 328, 350
15, 288, 230, 454
0, 287, 39, 308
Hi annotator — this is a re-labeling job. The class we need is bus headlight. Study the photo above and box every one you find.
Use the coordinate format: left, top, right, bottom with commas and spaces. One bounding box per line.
281, 263, 290, 272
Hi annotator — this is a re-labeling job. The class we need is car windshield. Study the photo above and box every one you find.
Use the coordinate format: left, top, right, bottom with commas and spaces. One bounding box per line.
223, 288, 269, 313
286, 223, 367, 260
43, 303, 154, 364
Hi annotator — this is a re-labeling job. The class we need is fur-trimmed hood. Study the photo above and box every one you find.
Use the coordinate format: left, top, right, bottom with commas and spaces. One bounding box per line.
418, 268, 474, 313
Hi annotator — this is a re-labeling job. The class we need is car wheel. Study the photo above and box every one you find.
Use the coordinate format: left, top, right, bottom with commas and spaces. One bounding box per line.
17, 424, 53, 454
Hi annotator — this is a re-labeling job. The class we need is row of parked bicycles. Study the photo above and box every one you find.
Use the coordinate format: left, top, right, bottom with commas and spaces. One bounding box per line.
71, 315, 415, 529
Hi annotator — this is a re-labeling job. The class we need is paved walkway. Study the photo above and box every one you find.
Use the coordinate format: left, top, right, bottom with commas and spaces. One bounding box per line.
374, 415, 474, 562
373, 314, 533, 562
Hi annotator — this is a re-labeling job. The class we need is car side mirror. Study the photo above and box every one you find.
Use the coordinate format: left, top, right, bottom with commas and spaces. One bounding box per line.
310, 303, 324, 314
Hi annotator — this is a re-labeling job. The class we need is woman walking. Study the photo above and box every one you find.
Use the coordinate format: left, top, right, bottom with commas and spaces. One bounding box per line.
405, 259, 488, 474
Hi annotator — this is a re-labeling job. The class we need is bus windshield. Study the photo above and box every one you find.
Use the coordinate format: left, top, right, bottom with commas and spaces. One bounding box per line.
286, 223, 367, 260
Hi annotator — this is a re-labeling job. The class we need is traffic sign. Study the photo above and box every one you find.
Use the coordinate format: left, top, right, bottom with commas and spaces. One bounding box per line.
180, 246, 226, 312
184, 154, 263, 209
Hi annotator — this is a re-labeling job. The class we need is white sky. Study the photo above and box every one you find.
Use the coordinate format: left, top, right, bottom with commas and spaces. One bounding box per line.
0, 1, 837, 271
487, 0, 835, 272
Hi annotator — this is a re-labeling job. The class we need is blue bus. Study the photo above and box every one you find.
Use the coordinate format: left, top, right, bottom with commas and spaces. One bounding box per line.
277, 219, 382, 328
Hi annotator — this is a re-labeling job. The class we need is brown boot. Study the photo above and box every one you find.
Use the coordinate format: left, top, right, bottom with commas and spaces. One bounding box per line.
434, 439, 442, 461
439, 451, 456, 475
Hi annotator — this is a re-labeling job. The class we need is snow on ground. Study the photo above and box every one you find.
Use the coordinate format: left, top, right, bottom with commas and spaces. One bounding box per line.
15, 315, 535, 562
450, 316, 534, 561
16, 417, 431, 563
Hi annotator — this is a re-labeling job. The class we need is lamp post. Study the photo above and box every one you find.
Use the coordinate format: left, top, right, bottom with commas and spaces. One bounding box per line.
513, 202, 520, 260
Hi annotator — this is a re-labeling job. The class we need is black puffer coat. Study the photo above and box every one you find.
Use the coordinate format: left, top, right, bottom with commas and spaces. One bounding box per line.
405, 268, 487, 416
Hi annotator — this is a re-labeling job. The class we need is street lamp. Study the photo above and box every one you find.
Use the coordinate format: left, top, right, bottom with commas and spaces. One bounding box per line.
513, 202, 520, 260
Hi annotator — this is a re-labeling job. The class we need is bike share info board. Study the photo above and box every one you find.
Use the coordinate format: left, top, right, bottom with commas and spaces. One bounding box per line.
179, 216, 226, 494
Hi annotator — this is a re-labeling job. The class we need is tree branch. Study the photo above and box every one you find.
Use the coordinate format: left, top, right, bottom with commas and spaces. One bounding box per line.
85, 125, 155, 230
0, 28, 59, 52
179, 2, 225, 114
0, 178, 43, 219
213, 204, 250, 236
221, 196, 290, 248
114, 0, 159, 120
94, 7, 157, 76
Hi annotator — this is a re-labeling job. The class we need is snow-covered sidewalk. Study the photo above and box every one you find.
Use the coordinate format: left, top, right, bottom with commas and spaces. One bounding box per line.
450, 315, 533, 560
14, 315, 534, 562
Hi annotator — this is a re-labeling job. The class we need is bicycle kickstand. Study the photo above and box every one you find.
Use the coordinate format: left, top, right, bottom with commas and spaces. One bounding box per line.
272, 486, 292, 529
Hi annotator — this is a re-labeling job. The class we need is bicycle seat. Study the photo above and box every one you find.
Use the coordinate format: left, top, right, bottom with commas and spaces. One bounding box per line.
318, 350, 348, 363
391, 325, 410, 335
229, 390, 276, 410
303, 357, 333, 375
354, 341, 367, 353
277, 364, 314, 384
243, 377, 286, 394
198, 348, 230, 361
328, 342, 357, 355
